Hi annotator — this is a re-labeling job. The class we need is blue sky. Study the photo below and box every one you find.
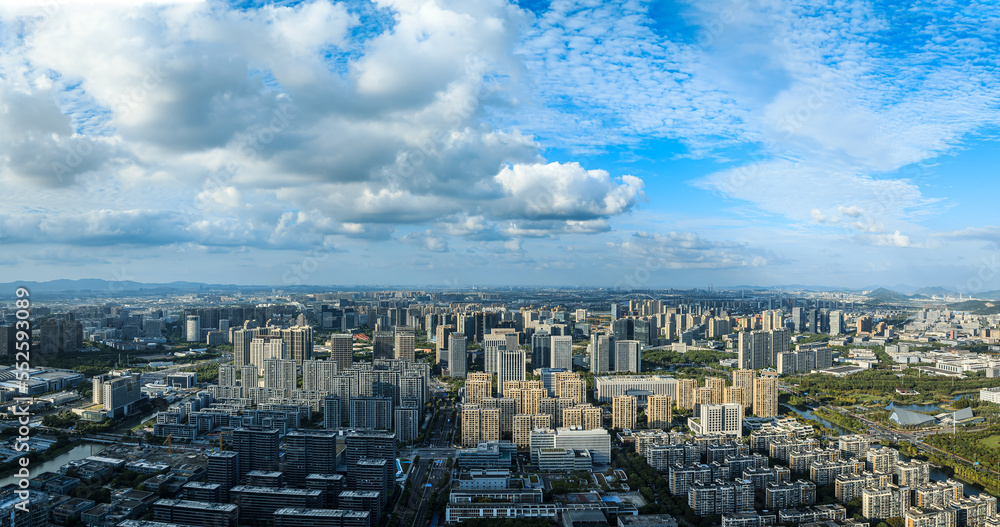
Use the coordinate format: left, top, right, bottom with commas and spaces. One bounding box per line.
0, 0, 998, 292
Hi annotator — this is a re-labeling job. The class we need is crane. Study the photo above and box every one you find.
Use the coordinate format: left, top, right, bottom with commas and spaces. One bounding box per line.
166, 434, 173, 456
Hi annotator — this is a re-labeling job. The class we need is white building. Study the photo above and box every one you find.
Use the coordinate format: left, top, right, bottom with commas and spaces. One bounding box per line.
688, 403, 743, 437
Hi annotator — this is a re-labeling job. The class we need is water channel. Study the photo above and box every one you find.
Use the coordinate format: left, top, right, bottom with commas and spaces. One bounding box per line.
0, 442, 105, 488
782, 405, 984, 497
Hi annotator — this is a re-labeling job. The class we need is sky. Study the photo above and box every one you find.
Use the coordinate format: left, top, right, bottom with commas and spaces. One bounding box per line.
1, 0, 999, 292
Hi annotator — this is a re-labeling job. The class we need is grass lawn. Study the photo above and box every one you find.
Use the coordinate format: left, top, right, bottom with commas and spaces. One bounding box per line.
981, 434, 1000, 450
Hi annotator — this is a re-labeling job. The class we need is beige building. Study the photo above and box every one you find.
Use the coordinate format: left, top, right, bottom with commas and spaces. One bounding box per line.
723, 386, 747, 409
647, 394, 672, 429
563, 405, 602, 430
513, 413, 551, 448
677, 378, 696, 410
705, 377, 726, 404
461, 405, 501, 447
613, 395, 637, 429
733, 369, 755, 408
464, 372, 493, 406
753, 377, 779, 418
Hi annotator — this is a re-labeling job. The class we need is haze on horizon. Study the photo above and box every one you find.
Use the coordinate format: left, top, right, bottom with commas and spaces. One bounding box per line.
1, 0, 998, 292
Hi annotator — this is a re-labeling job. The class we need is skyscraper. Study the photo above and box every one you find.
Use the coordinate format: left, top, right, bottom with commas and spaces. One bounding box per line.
284, 430, 338, 486
705, 377, 726, 404
330, 333, 354, 372
206, 451, 239, 502
497, 350, 526, 396
615, 340, 641, 373
372, 331, 394, 361
280, 325, 313, 365
590, 332, 611, 374
186, 315, 201, 343
250, 335, 285, 372
449, 334, 467, 377
677, 378, 696, 410
531, 332, 551, 369
550, 335, 573, 371
394, 326, 415, 362
262, 359, 296, 395
829, 310, 844, 335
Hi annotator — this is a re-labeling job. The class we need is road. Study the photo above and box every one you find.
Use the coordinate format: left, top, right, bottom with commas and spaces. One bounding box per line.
395, 388, 456, 527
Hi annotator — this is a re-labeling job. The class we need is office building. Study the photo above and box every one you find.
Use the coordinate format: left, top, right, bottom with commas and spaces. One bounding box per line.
372, 331, 394, 361
305, 473, 345, 509
688, 403, 743, 437
615, 340, 641, 373
186, 316, 201, 342
529, 427, 611, 464
233, 427, 280, 480
230, 487, 324, 525
595, 375, 677, 403
285, 430, 339, 486
92, 370, 144, 418
273, 508, 370, 527
206, 451, 239, 502
449, 334, 468, 377
349, 459, 392, 510
394, 406, 420, 443
497, 350, 526, 396
344, 432, 396, 467
330, 334, 354, 372
531, 333, 552, 369
153, 499, 237, 527
550, 336, 574, 371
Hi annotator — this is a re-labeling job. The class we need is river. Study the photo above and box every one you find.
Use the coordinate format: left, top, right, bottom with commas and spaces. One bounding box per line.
782, 404, 851, 435
885, 401, 941, 413
0, 442, 105, 488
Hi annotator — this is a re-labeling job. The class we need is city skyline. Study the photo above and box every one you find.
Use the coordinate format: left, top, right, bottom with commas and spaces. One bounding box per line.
2, 0, 999, 291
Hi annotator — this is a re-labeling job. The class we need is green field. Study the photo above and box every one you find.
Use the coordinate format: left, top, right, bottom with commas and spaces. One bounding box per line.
981, 434, 1000, 450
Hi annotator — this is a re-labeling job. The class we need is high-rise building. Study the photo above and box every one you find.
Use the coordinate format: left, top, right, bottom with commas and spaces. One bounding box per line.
323, 395, 343, 429
562, 405, 602, 430
615, 340, 641, 373
462, 405, 501, 447
677, 378, 696, 410
285, 430, 339, 486
531, 333, 551, 369
513, 413, 551, 448
262, 359, 297, 395
250, 335, 286, 372
349, 459, 392, 511
435, 324, 455, 366
207, 451, 239, 502
219, 363, 238, 387
186, 315, 201, 342
280, 326, 314, 365
330, 333, 354, 372
613, 395, 637, 429
344, 431, 396, 467
349, 397, 393, 430
550, 336, 573, 371
394, 406, 420, 443
449, 334, 467, 377
232, 427, 280, 480
464, 372, 493, 406
554, 372, 587, 404
733, 369, 755, 409
497, 350, 526, 396
92, 371, 143, 418
647, 394, 672, 429
688, 403, 743, 437
394, 326, 415, 362
372, 331, 394, 361
590, 332, 611, 374
753, 377, 779, 418
723, 387, 747, 409
706, 377, 726, 404
303, 359, 339, 393
829, 311, 844, 336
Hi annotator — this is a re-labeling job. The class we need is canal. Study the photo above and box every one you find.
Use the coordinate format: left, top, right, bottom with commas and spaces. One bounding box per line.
0, 442, 106, 488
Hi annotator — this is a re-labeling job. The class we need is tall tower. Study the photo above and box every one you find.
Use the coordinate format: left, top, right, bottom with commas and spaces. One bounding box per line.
394, 326, 415, 362
330, 333, 354, 372
449, 334, 467, 377
550, 336, 573, 371
497, 350, 526, 397
647, 394, 672, 429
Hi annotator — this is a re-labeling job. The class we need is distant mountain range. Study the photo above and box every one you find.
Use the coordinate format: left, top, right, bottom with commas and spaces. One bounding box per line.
4, 279, 1000, 302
